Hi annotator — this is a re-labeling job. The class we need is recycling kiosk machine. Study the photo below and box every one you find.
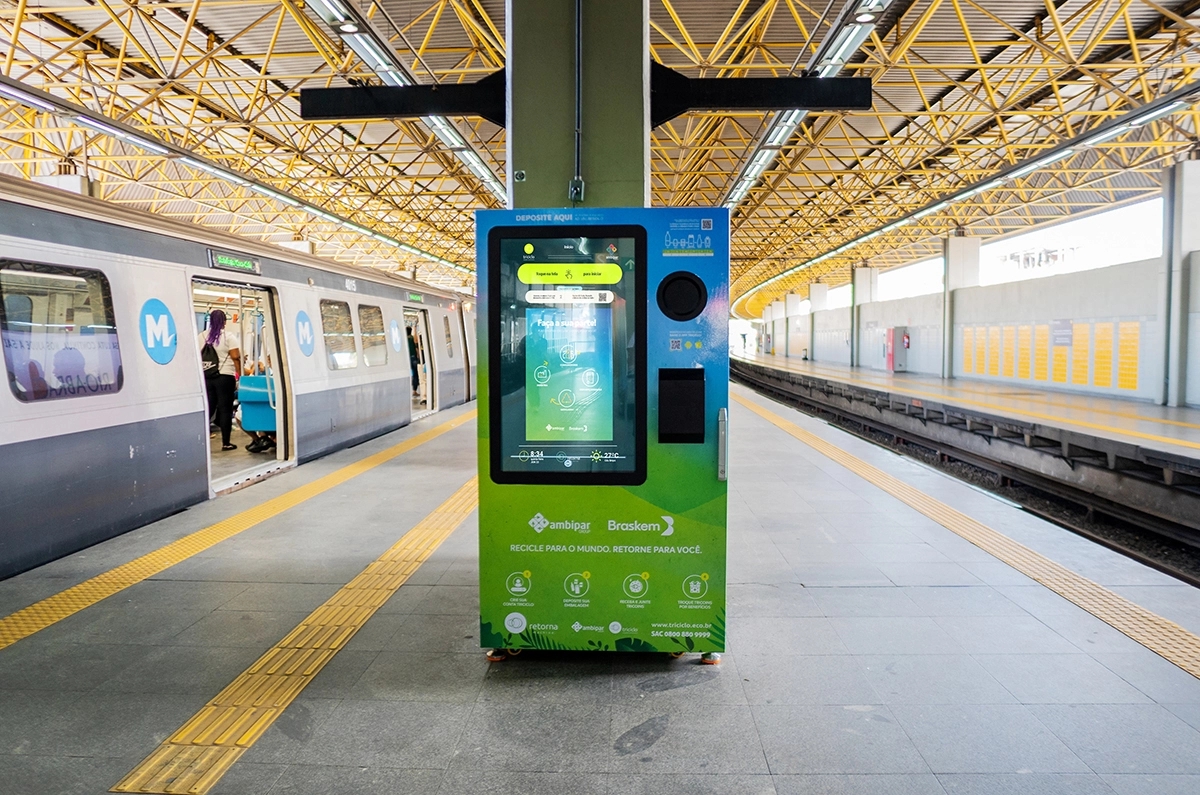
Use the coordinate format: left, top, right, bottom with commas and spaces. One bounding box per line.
476, 207, 730, 655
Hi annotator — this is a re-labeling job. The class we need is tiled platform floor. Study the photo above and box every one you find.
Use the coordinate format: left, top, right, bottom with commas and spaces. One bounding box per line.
1, 390, 1200, 794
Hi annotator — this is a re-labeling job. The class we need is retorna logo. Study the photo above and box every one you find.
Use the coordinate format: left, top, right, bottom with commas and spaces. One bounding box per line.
528, 513, 591, 534
607, 516, 675, 536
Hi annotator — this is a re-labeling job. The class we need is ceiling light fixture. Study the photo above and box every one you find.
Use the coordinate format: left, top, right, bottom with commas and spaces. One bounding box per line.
723, 0, 894, 209
310, 0, 506, 204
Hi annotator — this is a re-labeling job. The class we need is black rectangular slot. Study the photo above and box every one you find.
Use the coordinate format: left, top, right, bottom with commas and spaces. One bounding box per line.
658, 368, 705, 444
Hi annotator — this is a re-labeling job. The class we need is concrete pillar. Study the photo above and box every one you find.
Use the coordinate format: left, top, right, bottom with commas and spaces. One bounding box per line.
809, 284, 828, 362
277, 240, 316, 256
809, 283, 829, 311
508, 0, 649, 209
852, 267, 878, 367
771, 301, 786, 355
33, 174, 95, 196
853, 267, 879, 304
1162, 161, 1199, 406
942, 236, 981, 378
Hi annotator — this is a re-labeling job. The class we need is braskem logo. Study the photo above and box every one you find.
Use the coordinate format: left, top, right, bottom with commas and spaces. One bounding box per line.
139, 298, 176, 365
296, 310, 315, 357
608, 516, 675, 536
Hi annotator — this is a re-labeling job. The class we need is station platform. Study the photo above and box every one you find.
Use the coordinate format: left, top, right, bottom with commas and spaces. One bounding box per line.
734, 352, 1200, 462
2, 390, 1200, 794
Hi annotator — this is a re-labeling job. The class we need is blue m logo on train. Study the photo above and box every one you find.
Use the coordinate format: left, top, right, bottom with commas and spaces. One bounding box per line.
139, 298, 176, 365
296, 310, 315, 356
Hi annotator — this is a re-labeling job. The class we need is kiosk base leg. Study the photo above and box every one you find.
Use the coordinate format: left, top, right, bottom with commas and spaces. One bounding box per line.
700, 652, 722, 666
486, 648, 509, 662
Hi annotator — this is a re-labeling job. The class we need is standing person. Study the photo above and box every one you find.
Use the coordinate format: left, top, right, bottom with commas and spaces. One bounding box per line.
406, 326, 423, 404
198, 309, 241, 451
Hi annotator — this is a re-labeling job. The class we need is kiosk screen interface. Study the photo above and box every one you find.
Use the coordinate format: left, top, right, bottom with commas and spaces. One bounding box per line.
489, 227, 645, 484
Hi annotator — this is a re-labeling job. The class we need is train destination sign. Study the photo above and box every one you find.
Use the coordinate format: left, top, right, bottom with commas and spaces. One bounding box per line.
207, 249, 261, 275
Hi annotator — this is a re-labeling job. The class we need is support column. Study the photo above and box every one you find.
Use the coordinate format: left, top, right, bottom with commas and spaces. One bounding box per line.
942, 236, 980, 379
809, 284, 828, 363
852, 267, 878, 367
1162, 161, 1199, 406
507, 0, 649, 209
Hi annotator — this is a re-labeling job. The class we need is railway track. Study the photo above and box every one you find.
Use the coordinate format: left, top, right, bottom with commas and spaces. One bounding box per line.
733, 363, 1200, 589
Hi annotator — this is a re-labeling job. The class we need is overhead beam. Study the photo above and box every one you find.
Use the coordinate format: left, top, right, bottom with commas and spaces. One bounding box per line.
298, 64, 872, 128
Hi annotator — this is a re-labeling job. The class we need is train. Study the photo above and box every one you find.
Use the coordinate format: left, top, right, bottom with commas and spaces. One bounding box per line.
0, 173, 476, 579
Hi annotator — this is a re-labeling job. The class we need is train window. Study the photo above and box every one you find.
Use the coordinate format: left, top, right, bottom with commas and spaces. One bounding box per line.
443, 316, 454, 357
319, 299, 357, 370
0, 261, 123, 402
358, 305, 387, 367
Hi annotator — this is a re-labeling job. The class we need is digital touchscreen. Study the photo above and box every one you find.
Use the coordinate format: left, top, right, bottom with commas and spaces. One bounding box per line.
488, 226, 645, 484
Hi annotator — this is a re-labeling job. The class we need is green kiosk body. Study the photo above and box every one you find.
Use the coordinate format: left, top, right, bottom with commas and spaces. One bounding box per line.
476, 207, 730, 654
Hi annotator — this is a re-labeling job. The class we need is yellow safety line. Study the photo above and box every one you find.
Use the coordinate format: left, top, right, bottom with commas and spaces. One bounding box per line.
111, 476, 479, 795
739, 355, 1200, 452
732, 392, 1200, 680
0, 410, 476, 652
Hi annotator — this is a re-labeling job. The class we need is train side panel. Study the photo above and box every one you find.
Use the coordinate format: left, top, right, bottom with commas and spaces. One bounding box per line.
0, 233, 208, 579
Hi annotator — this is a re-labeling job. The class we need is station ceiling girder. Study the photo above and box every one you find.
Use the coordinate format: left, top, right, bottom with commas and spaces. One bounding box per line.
0, 0, 1196, 298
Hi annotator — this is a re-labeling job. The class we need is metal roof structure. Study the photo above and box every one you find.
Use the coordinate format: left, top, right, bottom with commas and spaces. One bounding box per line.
0, 1, 1197, 303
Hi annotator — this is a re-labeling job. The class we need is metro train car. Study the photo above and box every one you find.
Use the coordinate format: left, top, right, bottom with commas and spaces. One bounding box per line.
0, 174, 476, 579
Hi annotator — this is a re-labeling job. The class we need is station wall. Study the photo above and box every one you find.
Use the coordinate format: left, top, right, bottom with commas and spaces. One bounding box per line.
858, 293, 943, 375
952, 258, 1161, 400
813, 308, 852, 364
782, 256, 1167, 401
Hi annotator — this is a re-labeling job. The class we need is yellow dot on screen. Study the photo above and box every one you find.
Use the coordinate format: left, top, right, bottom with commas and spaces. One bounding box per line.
524, 243, 534, 254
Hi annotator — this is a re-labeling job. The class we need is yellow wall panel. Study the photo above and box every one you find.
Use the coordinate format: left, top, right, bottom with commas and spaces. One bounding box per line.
1002, 326, 1016, 377
974, 326, 986, 374
1094, 322, 1113, 388
987, 327, 1001, 376
1052, 346, 1068, 383
1118, 321, 1140, 390
963, 327, 974, 373
1017, 326, 1031, 379
1034, 324, 1050, 380
1071, 323, 1090, 385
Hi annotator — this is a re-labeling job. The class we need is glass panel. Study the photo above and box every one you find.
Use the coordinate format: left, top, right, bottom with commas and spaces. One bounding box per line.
1, 261, 123, 402
443, 315, 454, 357
490, 228, 645, 484
358, 305, 387, 367
319, 299, 357, 370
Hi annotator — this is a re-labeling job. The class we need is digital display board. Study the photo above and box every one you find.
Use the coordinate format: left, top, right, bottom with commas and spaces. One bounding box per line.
488, 226, 645, 484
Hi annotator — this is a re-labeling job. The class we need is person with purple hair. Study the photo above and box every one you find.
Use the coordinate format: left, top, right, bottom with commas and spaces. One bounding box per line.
197, 308, 242, 450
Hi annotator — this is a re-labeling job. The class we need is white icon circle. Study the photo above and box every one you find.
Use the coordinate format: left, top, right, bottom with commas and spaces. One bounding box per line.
682, 575, 708, 599
560, 344, 577, 363
581, 369, 598, 387
534, 365, 551, 384
558, 389, 576, 407
564, 573, 589, 597
506, 572, 531, 596
623, 574, 648, 599
504, 612, 527, 633
608, 621, 622, 634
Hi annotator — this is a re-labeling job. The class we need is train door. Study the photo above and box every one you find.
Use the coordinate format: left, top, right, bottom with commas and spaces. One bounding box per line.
404, 308, 435, 417
193, 279, 292, 491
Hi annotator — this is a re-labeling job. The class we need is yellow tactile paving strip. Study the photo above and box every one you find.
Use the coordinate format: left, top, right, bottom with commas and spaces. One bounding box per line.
732, 392, 1200, 680
0, 410, 475, 652
112, 476, 479, 795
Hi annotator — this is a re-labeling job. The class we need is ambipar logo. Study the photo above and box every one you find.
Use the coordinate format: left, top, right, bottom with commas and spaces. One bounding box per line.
528, 513, 591, 534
